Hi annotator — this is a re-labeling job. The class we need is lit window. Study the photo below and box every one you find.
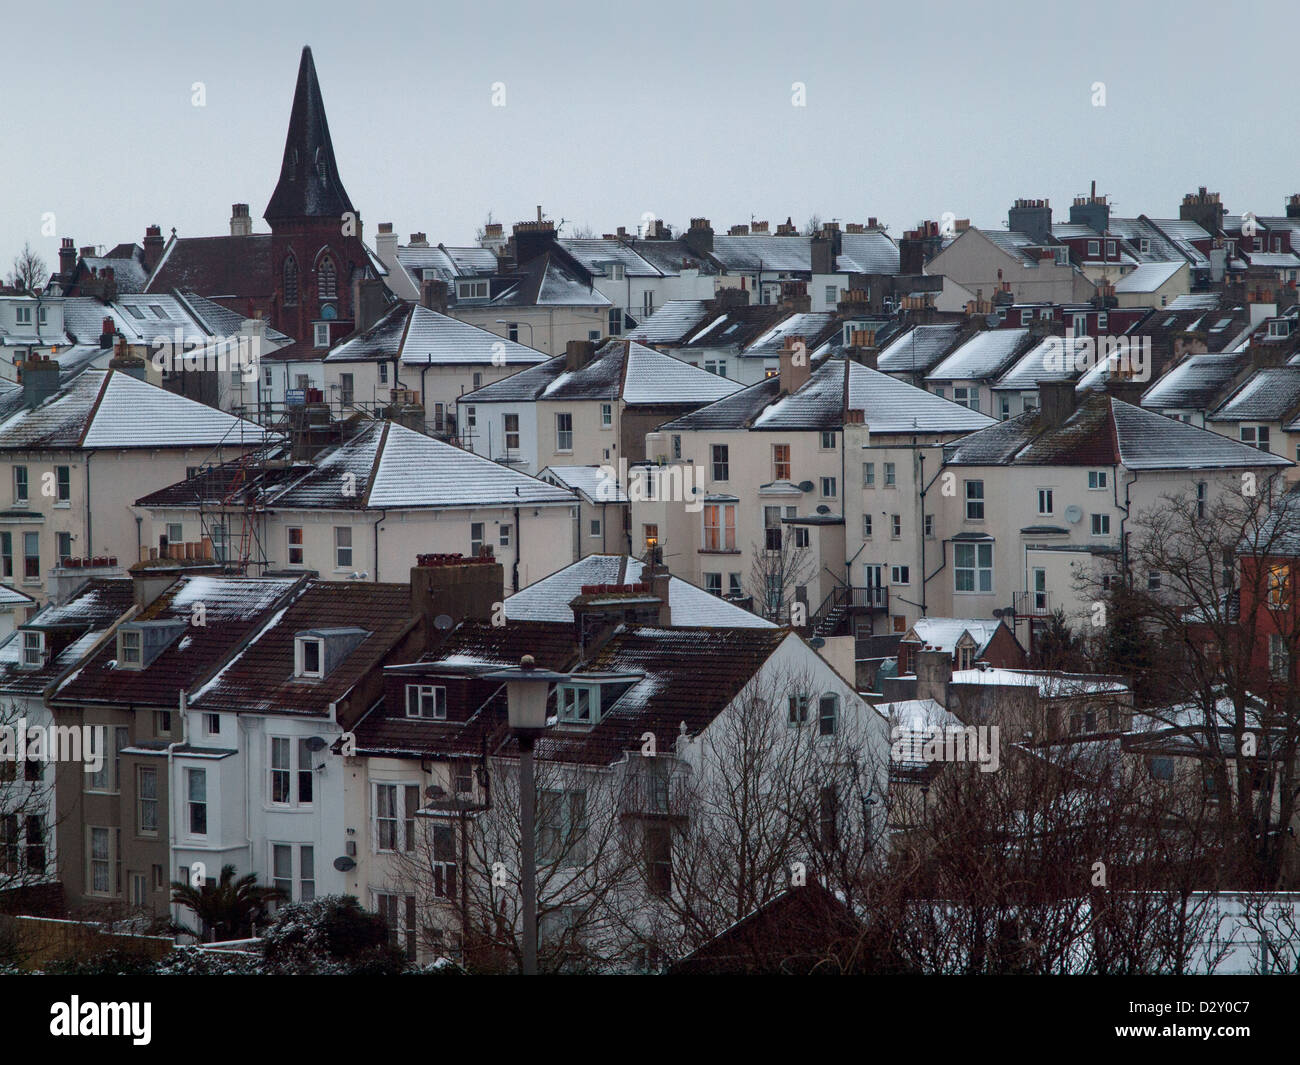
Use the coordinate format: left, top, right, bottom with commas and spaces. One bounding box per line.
287, 527, 304, 566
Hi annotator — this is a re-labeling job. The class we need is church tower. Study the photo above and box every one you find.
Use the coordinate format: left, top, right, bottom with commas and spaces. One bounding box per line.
265, 46, 370, 349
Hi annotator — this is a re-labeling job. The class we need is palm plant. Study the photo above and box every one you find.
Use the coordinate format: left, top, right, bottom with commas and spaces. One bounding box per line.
170, 864, 284, 942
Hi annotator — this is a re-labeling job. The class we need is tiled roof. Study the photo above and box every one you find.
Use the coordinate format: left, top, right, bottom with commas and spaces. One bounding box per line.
538, 465, 629, 504
0, 370, 271, 451
837, 231, 901, 274
144, 235, 274, 300
1142, 352, 1249, 410
876, 324, 966, 374
711, 235, 812, 273
322, 304, 546, 366
927, 328, 1031, 382
741, 313, 839, 358
991, 336, 1088, 392
503, 555, 776, 628
394, 245, 497, 286
1207, 367, 1300, 422
678, 306, 790, 351
137, 421, 576, 510
904, 618, 1006, 656
558, 239, 667, 277
625, 300, 711, 344
944, 393, 1292, 470
51, 575, 304, 707
1114, 261, 1184, 292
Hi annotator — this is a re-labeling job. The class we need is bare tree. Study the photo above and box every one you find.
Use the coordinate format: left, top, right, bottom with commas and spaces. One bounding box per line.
7, 243, 47, 293
749, 531, 816, 623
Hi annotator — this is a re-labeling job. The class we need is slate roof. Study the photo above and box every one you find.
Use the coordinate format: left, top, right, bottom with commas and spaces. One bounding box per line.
137, 421, 576, 511
488, 254, 611, 309
263, 47, 355, 221
742, 313, 840, 358
322, 304, 546, 366
1207, 367, 1300, 422
943, 392, 1291, 470
678, 306, 790, 351
558, 239, 667, 277
1114, 261, 1185, 292
663, 358, 994, 435
927, 328, 1032, 382
80, 247, 150, 293
503, 555, 776, 628
876, 323, 966, 374
144, 235, 274, 301
837, 231, 901, 274
394, 245, 498, 287
711, 235, 813, 273
459, 339, 740, 406
991, 336, 1089, 392
189, 581, 417, 715
51, 576, 304, 708
0, 370, 271, 451
903, 618, 1006, 657
60, 294, 290, 350
623, 239, 716, 276
625, 300, 711, 344
538, 466, 629, 504
1141, 352, 1250, 410
0, 578, 134, 697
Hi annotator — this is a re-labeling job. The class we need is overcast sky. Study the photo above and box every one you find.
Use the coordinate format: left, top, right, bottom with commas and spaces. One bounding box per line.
6, 0, 1298, 275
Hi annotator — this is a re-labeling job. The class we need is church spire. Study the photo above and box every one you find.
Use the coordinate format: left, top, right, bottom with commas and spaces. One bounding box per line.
264, 46, 355, 222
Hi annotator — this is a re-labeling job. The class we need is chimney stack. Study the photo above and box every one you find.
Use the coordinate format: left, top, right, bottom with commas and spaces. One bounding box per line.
58, 238, 77, 281
21, 355, 61, 409
914, 647, 953, 704
684, 217, 714, 257
1008, 199, 1053, 245
565, 339, 597, 372
143, 225, 165, 272
510, 220, 557, 267
375, 222, 397, 264
1037, 380, 1079, 428
419, 279, 449, 313
409, 555, 504, 647
229, 204, 252, 237
1179, 186, 1225, 236
778, 336, 811, 395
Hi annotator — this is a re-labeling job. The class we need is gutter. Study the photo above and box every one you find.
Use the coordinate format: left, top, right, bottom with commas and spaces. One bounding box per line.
372, 510, 387, 582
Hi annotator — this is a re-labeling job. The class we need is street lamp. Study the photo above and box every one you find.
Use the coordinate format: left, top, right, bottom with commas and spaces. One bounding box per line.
485, 654, 568, 974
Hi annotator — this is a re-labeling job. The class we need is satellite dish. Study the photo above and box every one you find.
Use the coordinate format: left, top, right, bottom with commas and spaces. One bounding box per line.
434, 614, 454, 630
809, 637, 825, 648
1064, 504, 1083, 524
333, 856, 356, 872
992, 608, 1005, 618
797, 480, 815, 492
305, 736, 328, 753
816, 504, 831, 515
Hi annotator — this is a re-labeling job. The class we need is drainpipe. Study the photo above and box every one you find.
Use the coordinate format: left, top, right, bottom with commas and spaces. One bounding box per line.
917, 441, 926, 616
166, 690, 188, 933
84, 451, 95, 556
372, 510, 387, 582
513, 505, 521, 592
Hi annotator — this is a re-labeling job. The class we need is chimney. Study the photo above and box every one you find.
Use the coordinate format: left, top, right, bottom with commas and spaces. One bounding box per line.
229, 204, 252, 237
1104, 378, 1145, 406
409, 555, 504, 645
713, 286, 750, 311
565, 339, 597, 372
1287, 195, 1300, 221
58, 238, 77, 281
1008, 198, 1053, 245
419, 279, 449, 313
351, 276, 387, 331
569, 582, 663, 660
1038, 380, 1079, 428
778, 336, 811, 394
810, 224, 842, 274
843, 328, 878, 369
21, 355, 60, 409
1068, 185, 1110, 234
99, 315, 116, 349
914, 647, 952, 705
899, 229, 925, 275
375, 222, 397, 263
101, 266, 117, 304
775, 217, 798, 236
511, 220, 557, 266
143, 225, 165, 272
1179, 186, 1225, 236
684, 217, 714, 257
778, 279, 811, 313
408, 232, 429, 247
129, 548, 220, 610
645, 553, 672, 627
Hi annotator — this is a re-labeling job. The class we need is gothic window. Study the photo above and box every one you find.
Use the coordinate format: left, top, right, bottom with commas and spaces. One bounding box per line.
283, 256, 298, 306
317, 255, 337, 300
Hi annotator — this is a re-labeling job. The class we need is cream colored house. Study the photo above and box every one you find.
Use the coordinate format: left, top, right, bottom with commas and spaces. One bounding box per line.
0, 367, 270, 606
134, 420, 578, 593
925, 226, 1096, 306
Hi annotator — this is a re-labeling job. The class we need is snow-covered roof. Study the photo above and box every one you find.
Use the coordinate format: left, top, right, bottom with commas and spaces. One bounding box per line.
503, 555, 776, 628
876, 324, 965, 374
1114, 261, 1185, 293
0, 370, 271, 451
927, 328, 1030, 382
625, 300, 711, 344
950, 668, 1129, 696
905, 618, 1005, 656
539, 465, 628, 503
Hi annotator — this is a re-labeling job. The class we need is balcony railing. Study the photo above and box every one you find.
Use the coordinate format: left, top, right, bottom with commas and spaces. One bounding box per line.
1012, 590, 1052, 617
808, 584, 889, 635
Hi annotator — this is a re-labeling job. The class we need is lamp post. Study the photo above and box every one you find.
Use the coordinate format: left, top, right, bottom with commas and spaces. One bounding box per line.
485, 654, 567, 974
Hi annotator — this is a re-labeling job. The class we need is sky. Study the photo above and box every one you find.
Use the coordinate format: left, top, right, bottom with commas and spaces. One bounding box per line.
5, 0, 1298, 277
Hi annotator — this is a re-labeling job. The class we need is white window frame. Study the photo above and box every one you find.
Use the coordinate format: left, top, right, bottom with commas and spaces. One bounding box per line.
296, 636, 324, 678
405, 683, 447, 720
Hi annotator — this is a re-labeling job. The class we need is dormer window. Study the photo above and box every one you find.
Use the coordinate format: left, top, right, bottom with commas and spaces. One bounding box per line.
457, 280, 489, 301
406, 683, 446, 720
558, 685, 597, 725
120, 629, 142, 666
116, 619, 187, 671
296, 637, 323, 678
20, 630, 43, 669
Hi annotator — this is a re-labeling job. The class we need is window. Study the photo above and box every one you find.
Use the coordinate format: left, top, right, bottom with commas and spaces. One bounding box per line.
313, 323, 330, 349
467, 521, 485, 557
286, 527, 304, 566
406, 684, 446, 719
273, 843, 316, 903
165, 522, 184, 547
643, 523, 658, 553
954, 542, 993, 593
1139, 238, 1151, 255
825, 284, 838, 305
862, 462, 875, 487
21, 630, 42, 668
1091, 513, 1111, 536
589, 518, 602, 538
297, 637, 323, 678
862, 514, 872, 539
187, 769, 207, 835
268, 737, 315, 805
820, 476, 837, 498
155, 710, 172, 737
317, 255, 337, 300
55, 465, 70, 502
608, 308, 622, 336
1033, 567, 1047, 611
13, 466, 27, 504
1241, 425, 1271, 451
924, 514, 935, 537
1088, 470, 1108, 490
793, 526, 810, 548
22, 532, 38, 579
891, 514, 901, 539
728, 573, 743, 598
377, 361, 388, 385
704, 359, 727, 376
86, 727, 128, 793
334, 526, 352, 568
375, 784, 420, 853
891, 565, 910, 585
773, 444, 791, 481
338, 372, 354, 407
645, 823, 671, 897
672, 435, 682, 460
137, 766, 158, 836
558, 685, 596, 724
820, 431, 836, 450
1147, 570, 1161, 591
704, 572, 722, 596
1, 532, 11, 578
499, 524, 512, 548
1196, 481, 1207, 519
89, 827, 111, 895
884, 462, 896, 487
506, 323, 519, 342
1087, 240, 1100, 257
702, 503, 736, 551
964, 480, 984, 520
539, 789, 587, 865
818, 694, 839, 737
788, 694, 810, 725
283, 256, 298, 305
1270, 633, 1290, 680
1037, 488, 1054, 515
503, 413, 520, 452
120, 628, 142, 667
1268, 564, 1290, 607
431, 823, 458, 899
376, 893, 418, 960
600, 403, 613, 429
711, 444, 729, 481
555, 413, 573, 452
206, 713, 220, 737
953, 387, 980, 412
